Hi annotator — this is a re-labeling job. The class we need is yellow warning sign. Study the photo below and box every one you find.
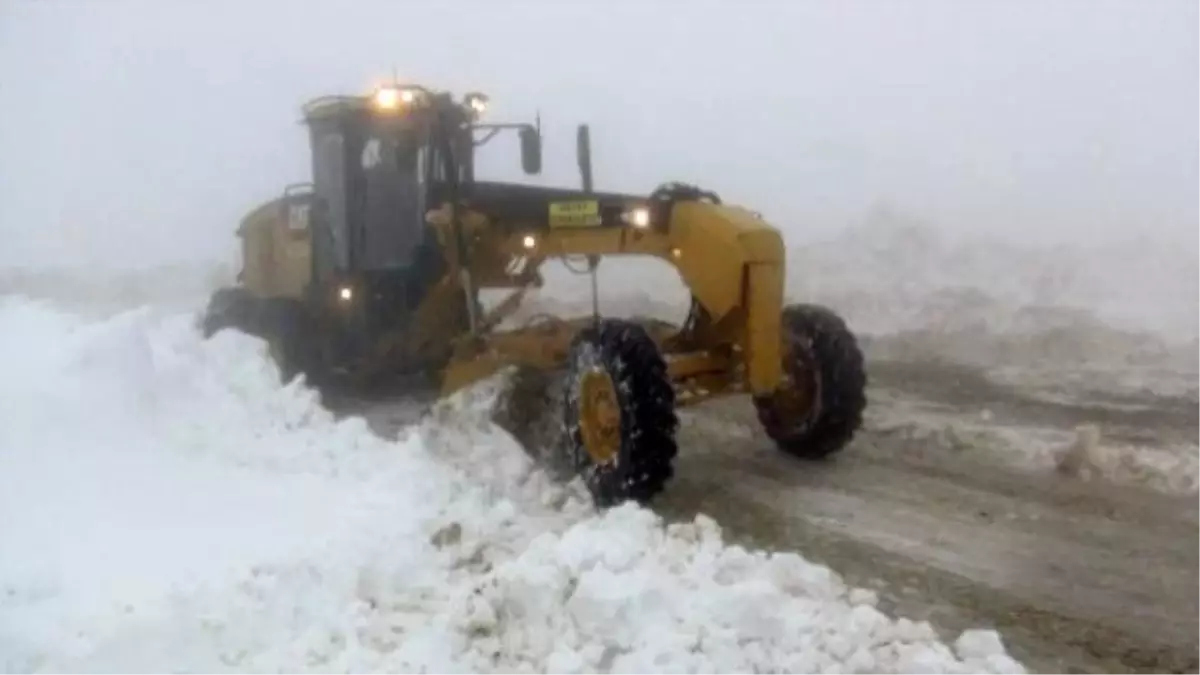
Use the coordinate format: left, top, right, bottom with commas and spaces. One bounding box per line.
548, 200, 602, 228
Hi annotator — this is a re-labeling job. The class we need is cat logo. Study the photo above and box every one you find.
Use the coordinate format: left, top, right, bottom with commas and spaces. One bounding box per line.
286, 203, 310, 233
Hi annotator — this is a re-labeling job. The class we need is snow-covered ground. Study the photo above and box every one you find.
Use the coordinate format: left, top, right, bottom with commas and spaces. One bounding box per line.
0, 296, 1025, 673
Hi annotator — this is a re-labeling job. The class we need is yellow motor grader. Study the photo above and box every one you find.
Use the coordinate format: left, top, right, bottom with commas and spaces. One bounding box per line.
202, 82, 867, 506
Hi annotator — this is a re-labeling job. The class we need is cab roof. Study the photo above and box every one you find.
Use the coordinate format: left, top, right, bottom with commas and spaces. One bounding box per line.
300, 88, 465, 125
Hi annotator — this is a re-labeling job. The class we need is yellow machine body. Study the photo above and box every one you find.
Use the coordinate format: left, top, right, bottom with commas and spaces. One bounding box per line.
232, 186, 786, 406
237, 197, 314, 300
206, 83, 867, 507
430, 199, 785, 405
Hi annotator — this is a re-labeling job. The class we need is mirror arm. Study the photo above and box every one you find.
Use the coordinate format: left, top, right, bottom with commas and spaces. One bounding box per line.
466, 122, 541, 175
469, 122, 534, 132
471, 128, 503, 147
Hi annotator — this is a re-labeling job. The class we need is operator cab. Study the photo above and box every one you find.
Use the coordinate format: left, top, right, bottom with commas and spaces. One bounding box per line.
303, 89, 453, 283
284, 84, 543, 364
297, 86, 541, 304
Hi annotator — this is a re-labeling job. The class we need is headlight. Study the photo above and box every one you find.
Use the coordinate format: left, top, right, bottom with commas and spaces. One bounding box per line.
624, 206, 651, 229
338, 286, 353, 301
373, 86, 401, 110
522, 234, 537, 250
373, 86, 420, 111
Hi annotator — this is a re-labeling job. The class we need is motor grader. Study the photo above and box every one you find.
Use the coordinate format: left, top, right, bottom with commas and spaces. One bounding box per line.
203, 81, 867, 506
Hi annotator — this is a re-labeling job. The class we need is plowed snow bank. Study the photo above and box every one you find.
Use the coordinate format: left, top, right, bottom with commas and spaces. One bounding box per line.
0, 297, 1024, 673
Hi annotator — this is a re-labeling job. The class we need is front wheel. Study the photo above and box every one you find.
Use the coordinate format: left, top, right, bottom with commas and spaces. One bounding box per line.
754, 303, 867, 460
562, 319, 679, 507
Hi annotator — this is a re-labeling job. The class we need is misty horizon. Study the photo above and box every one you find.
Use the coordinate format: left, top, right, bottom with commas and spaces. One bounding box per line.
1, 0, 1196, 270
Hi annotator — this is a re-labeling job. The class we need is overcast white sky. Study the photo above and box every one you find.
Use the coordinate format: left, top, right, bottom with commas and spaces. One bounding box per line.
0, 0, 1195, 269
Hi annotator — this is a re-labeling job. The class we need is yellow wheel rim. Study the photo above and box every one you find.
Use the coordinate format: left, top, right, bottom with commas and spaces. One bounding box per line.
578, 368, 622, 465
773, 340, 820, 424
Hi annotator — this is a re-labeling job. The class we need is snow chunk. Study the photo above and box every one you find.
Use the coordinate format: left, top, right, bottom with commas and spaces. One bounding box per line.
955, 629, 1008, 659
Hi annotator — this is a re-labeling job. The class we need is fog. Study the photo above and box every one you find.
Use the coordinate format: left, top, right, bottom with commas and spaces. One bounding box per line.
0, 0, 1195, 271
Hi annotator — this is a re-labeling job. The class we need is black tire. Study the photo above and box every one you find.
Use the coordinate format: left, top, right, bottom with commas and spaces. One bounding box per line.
257, 299, 319, 385
754, 303, 867, 460
201, 287, 321, 385
562, 319, 679, 507
201, 287, 257, 338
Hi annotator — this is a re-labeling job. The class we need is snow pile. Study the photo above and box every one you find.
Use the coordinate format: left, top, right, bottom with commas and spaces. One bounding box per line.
0, 299, 443, 669
411, 508, 1022, 674
0, 296, 1025, 673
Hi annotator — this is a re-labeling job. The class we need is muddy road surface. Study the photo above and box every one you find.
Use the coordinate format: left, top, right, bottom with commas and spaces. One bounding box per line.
338, 358, 1199, 674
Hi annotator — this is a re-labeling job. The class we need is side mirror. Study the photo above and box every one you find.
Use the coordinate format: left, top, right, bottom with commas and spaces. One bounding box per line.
519, 126, 542, 175
576, 124, 593, 193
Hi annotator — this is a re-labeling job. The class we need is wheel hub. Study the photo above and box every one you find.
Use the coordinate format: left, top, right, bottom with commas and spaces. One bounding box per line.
578, 368, 622, 465
774, 338, 821, 427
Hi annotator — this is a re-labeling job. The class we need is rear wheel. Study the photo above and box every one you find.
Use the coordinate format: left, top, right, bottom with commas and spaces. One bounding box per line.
562, 319, 679, 507
202, 287, 321, 384
754, 303, 867, 460
201, 287, 257, 338
259, 300, 321, 385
